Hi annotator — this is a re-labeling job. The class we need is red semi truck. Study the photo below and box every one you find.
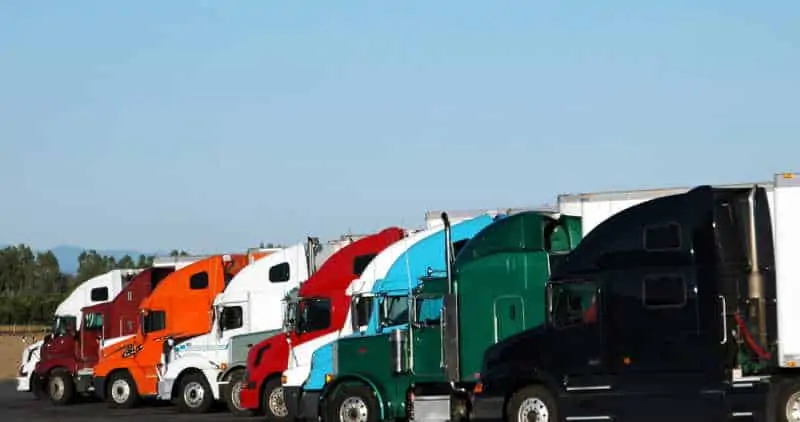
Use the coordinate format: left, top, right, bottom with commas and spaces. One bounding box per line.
35, 265, 185, 405
234, 227, 406, 418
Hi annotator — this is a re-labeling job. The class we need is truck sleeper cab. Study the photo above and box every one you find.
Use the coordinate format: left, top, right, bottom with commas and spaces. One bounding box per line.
156, 243, 308, 414
311, 210, 582, 422
236, 228, 406, 419
472, 179, 800, 422
37, 266, 180, 405
17, 269, 134, 397
286, 214, 496, 421
91, 253, 251, 408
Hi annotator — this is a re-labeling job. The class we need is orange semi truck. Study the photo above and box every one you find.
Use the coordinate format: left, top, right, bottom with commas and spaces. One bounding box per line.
91, 253, 257, 408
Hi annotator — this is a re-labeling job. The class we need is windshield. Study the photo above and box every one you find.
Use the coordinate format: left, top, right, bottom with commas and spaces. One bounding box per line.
414, 295, 443, 326
84, 313, 104, 331
296, 298, 331, 334
381, 296, 410, 327
51, 316, 77, 336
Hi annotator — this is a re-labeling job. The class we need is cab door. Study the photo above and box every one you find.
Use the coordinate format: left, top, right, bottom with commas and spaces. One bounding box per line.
493, 296, 525, 342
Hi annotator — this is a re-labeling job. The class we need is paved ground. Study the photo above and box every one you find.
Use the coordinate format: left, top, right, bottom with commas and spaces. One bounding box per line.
0, 381, 259, 421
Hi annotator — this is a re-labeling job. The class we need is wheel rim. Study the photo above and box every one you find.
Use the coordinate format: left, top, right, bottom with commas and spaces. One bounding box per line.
786, 390, 800, 421
48, 376, 64, 401
183, 381, 206, 408
268, 386, 288, 417
230, 381, 243, 410
518, 397, 549, 422
338, 396, 369, 422
111, 379, 131, 404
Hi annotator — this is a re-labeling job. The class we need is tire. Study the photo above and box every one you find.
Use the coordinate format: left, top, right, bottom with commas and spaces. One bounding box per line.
225, 369, 253, 417
176, 372, 215, 414
324, 384, 380, 422
47, 369, 75, 405
775, 378, 800, 422
506, 385, 558, 422
263, 377, 291, 422
31, 372, 46, 400
106, 371, 140, 409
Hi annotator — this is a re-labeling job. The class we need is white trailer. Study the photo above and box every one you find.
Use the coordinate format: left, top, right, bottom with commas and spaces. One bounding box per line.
557, 181, 775, 237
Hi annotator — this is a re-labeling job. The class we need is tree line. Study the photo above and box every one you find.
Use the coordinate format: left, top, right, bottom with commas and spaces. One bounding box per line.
0, 245, 191, 325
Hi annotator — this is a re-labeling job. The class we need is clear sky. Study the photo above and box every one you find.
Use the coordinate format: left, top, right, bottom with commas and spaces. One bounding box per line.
1, 1, 798, 253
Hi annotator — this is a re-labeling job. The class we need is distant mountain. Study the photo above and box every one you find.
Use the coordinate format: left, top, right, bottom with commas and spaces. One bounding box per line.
50, 245, 153, 274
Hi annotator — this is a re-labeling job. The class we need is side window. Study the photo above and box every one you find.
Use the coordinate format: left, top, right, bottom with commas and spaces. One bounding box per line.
221, 306, 244, 331
269, 262, 291, 283
452, 240, 469, 257
415, 296, 443, 326
643, 274, 686, 309
551, 280, 599, 328
353, 296, 373, 328
190, 272, 209, 290
643, 222, 681, 251
353, 253, 377, 276
90, 287, 109, 302
298, 299, 332, 333
84, 313, 103, 330
143, 310, 166, 333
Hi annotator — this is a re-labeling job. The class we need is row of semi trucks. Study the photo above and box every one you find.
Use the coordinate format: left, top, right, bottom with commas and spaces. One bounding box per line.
16, 172, 800, 422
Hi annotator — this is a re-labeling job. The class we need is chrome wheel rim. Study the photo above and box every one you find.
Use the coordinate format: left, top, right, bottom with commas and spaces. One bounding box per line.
339, 396, 368, 422
230, 381, 243, 409
48, 376, 64, 400
183, 381, 206, 408
786, 390, 800, 421
268, 386, 288, 417
518, 397, 549, 422
111, 379, 130, 404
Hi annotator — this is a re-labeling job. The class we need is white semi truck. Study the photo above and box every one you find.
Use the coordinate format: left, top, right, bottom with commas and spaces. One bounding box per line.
155, 240, 320, 413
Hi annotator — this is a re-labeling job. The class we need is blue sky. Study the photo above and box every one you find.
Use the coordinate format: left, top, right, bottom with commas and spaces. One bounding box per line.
1, 1, 798, 253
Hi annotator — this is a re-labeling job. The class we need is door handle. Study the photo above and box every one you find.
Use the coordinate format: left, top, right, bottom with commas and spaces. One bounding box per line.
719, 295, 727, 344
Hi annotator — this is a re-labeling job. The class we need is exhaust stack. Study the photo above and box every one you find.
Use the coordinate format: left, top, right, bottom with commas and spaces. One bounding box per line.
442, 212, 454, 294
306, 237, 320, 277
746, 186, 768, 348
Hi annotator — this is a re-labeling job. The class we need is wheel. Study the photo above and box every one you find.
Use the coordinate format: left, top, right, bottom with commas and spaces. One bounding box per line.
31, 372, 46, 400
225, 369, 253, 416
325, 384, 379, 422
106, 371, 140, 409
506, 385, 558, 422
776, 379, 800, 422
263, 377, 291, 422
177, 372, 215, 414
47, 369, 75, 405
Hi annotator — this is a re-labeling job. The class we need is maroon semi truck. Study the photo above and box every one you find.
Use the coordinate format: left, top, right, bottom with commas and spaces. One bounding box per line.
35, 266, 179, 405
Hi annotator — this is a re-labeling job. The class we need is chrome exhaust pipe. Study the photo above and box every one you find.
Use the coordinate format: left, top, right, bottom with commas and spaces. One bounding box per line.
746, 186, 768, 347
442, 212, 453, 294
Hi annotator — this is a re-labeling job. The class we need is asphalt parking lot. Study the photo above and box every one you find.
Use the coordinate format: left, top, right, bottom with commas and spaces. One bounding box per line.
0, 381, 257, 421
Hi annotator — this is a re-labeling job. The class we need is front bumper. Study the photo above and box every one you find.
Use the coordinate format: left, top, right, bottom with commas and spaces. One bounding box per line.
16, 374, 31, 392
239, 382, 261, 410
157, 378, 175, 401
470, 393, 505, 422
299, 389, 321, 420
92, 376, 106, 400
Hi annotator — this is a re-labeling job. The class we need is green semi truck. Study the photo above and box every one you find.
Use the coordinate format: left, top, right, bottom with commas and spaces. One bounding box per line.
304, 209, 582, 422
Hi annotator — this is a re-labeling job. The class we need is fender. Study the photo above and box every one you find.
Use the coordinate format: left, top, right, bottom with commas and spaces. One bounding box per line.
219, 363, 245, 382
323, 374, 388, 420
36, 358, 77, 377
